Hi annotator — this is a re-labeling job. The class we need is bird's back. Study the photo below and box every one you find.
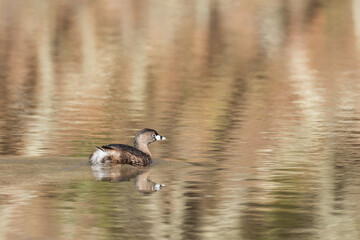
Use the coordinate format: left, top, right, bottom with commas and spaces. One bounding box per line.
89, 144, 151, 166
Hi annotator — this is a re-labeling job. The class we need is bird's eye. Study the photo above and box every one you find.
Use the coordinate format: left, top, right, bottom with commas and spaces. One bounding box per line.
152, 134, 156, 137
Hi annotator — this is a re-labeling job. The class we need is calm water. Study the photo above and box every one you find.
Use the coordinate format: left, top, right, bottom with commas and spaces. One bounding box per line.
1, 0, 360, 239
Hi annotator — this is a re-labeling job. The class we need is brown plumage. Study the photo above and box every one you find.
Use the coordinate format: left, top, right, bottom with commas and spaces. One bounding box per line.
89, 128, 166, 166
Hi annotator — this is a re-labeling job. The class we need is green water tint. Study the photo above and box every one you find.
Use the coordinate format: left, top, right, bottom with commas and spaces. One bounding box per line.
1, 0, 360, 239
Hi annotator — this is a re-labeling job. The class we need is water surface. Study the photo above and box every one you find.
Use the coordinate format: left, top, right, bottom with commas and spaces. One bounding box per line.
1, 0, 360, 239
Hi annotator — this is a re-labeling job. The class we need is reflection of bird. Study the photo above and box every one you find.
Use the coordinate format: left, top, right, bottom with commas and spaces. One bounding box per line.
89, 128, 166, 166
91, 164, 165, 193
135, 170, 165, 193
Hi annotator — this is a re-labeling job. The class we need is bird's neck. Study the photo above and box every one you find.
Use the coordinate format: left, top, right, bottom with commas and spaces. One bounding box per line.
134, 141, 152, 157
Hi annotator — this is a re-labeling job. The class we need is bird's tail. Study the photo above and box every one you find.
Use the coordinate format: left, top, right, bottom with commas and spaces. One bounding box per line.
89, 147, 108, 164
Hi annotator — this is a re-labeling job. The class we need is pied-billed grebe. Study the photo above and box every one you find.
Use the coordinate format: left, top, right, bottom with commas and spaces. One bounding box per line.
89, 128, 166, 166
